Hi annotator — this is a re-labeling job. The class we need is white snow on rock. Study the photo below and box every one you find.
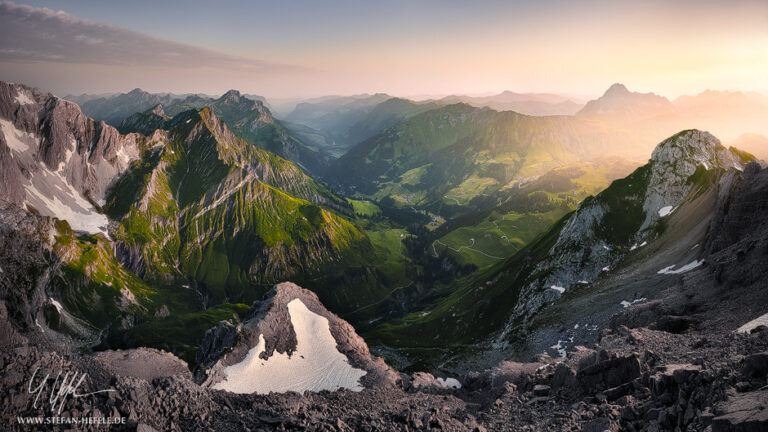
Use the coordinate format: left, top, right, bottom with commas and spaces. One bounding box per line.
0, 119, 34, 153
550, 285, 565, 294
24, 170, 109, 236
212, 298, 366, 394
49, 297, 64, 313
657, 260, 704, 275
620, 298, 647, 308
602, 266, 611, 272
436, 377, 462, 389
630, 241, 648, 251
658, 206, 675, 217
736, 312, 768, 334
15, 90, 34, 106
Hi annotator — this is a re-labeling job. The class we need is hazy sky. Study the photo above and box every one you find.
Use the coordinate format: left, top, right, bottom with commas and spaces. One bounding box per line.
1, 0, 766, 99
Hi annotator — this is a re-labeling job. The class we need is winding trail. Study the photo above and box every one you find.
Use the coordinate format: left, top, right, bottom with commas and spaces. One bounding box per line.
431, 238, 504, 260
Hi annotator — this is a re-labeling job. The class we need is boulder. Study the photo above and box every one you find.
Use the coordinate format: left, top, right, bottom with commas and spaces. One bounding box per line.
712, 390, 768, 431
578, 354, 642, 390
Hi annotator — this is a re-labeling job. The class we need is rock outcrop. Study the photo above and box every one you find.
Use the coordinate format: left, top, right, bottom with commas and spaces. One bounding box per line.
0, 81, 144, 234
199, 282, 399, 393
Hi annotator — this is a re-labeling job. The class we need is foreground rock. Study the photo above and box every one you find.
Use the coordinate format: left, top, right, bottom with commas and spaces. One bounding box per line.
199, 282, 399, 393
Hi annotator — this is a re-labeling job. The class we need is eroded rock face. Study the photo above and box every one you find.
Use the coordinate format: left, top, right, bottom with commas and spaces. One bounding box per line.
641, 130, 744, 232
199, 282, 399, 393
0, 81, 144, 234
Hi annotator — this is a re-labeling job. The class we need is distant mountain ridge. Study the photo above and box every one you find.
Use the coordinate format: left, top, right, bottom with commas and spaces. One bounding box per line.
120, 89, 334, 176
439, 90, 584, 116
577, 83, 675, 117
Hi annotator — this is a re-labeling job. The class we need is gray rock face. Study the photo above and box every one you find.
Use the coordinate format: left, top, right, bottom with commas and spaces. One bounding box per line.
0, 81, 143, 234
200, 282, 399, 391
641, 130, 744, 232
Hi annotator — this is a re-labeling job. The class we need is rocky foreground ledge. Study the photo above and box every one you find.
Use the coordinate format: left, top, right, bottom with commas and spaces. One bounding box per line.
1, 284, 768, 431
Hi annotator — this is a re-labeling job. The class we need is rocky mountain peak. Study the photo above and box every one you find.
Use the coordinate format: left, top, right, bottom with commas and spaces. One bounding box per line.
640, 129, 747, 232
200, 282, 398, 394
650, 130, 738, 169
604, 83, 630, 96
222, 89, 241, 101
150, 103, 165, 117
578, 83, 673, 116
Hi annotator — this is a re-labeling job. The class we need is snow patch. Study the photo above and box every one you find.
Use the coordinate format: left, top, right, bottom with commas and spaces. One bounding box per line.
550, 285, 565, 294
212, 298, 366, 394
15, 91, 34, 106
602, 266, 611, 272
436, 377, 461, 389
550, 340, 567, 358
23, 169, 109, 236
116, 146, 131, 166
630, 241, 648, 251
620, 298, 647, 308
658, 206, 675, 217
49, 298, 64, 313
736, 312, 768, 334
0, 119, 35, 153
657, 260, 704, 275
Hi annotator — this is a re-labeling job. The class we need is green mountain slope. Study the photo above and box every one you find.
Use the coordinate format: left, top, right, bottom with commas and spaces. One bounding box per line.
326, 103, 647, 215
365, 130, 756, 368
106, 108, 385, 311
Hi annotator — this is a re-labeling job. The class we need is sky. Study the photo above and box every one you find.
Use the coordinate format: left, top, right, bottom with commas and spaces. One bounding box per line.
0, 0, 766, 99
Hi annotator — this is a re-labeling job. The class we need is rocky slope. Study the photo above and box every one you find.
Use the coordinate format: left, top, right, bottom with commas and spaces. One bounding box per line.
0, 81, 144, 235
1, 279, 767, 431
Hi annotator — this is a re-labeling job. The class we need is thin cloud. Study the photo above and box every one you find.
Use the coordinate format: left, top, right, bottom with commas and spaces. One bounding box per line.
0, 1, 303, 72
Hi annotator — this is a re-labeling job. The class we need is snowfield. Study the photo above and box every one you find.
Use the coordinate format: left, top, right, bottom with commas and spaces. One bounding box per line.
658, 206, 675, 217
213, 298, 367, 394
24, 170, 109, 236
14, 90, 34, 106
0, 119, 33, 153
657, 260, 704, 275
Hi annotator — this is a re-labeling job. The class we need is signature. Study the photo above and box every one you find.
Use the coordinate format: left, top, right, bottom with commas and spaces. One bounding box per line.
27, 367, 116, 415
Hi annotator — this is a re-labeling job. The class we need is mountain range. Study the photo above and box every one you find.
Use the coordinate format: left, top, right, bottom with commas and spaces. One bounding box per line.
2, 79, 768, 431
